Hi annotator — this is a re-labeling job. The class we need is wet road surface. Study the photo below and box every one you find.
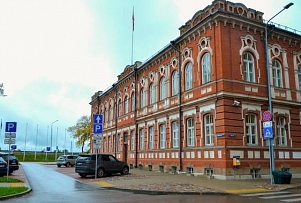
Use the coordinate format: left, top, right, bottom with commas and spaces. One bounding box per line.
3, 163, 295, 203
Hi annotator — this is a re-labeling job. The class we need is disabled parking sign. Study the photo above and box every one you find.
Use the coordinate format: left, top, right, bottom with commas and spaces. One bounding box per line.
263, 121, 273, 139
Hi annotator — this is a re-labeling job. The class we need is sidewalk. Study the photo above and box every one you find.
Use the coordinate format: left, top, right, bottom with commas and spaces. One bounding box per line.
89, 168, 301, 194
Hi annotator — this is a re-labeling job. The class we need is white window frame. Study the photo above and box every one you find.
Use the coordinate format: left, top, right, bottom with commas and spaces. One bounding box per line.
160, 77, 166, 100
243, 52, 255, 82
124, 96, 128, 114
131, 92, 135, 111
172, 122, 179, 148
272, 60, 283, 88
202, 53, 211, 84
172, 71, 179, 96
150, 83, 155, 104
185, 63, 193, 90
149, 126, 154, 149
204, 114, 214, 145
140, 88, 145, 108
160, 124, 166, 149
131, 131, 135, 150
109, 105, 113, 121
187, 118, 194, 146
246, 114, 257, 145
277, 117, 287, 146
298, 66, 301, 90
139, 129, 144, 150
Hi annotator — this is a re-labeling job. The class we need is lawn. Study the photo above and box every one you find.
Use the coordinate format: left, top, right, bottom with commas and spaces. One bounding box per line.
0, 174, 28, 197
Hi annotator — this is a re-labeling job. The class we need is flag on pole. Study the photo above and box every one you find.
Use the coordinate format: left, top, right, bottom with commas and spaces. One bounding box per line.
132, 7, 135, 31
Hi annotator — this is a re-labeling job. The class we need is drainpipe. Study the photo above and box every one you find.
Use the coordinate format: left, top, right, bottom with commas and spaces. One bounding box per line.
113, 83, 118, 157
134, 67, 138, 168
170, 40, 183, 172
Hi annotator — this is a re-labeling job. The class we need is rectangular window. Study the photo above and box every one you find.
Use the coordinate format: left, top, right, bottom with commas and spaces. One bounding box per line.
139, 129, 144, 150
246, 114, 257, 145
277, 117, 287, 146
172, 122, 179, 148
204, 114, 214, 145
187, 118, 194, 146
160, 124, 166, 149
149, 126, 154, 149
131, 131, 135, 150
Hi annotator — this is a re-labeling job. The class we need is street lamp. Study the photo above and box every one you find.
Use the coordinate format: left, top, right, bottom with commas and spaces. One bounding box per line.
50, 120, 58, 152
264, 2, 293, 184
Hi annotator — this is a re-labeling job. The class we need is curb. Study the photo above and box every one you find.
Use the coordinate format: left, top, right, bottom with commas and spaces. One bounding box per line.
0, 164, 32, 201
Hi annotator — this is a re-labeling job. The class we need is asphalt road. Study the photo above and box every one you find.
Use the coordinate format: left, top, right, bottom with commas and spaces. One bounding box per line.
3, 163, 300, 203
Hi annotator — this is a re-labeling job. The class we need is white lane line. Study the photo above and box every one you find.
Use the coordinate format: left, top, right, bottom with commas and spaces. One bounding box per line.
241, 191, 290, 197
282, 198, 301, 202
261, 194, 301, 199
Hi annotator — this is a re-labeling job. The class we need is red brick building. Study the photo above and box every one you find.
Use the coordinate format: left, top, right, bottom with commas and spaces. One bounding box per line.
90, 0, 301, 179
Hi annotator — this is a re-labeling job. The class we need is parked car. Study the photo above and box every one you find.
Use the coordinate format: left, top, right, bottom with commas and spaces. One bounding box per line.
0, 157, 8, 177
75, 153, 129, 178
56, 155, 78, 167
0, 152, 19, 174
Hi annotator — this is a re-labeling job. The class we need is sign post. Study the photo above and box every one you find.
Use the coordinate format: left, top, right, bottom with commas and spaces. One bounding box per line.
93, 114, 103, 179
4, 122, 17, 179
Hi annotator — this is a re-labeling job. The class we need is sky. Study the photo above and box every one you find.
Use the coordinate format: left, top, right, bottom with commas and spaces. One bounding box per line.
0, 0, 300, 153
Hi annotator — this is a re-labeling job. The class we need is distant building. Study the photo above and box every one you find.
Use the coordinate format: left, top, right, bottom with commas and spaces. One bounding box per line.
90, 0, 301, 179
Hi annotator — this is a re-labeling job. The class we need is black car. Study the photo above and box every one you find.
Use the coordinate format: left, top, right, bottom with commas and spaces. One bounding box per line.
0, 152, 19, 174
75, 153, 129, 178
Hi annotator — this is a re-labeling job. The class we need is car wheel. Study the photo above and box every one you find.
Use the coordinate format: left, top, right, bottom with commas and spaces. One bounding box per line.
66, 162, 70, 167
57, 165, 61, 167
121, 167, 129, 175
79, 173, 87, 178
97, 168, 105, 178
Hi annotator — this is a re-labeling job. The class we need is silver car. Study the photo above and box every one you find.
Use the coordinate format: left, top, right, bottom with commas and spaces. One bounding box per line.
56, 155, 78, 167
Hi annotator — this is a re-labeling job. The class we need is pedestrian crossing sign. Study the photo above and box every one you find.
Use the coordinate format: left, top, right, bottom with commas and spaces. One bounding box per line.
263, 121, 273, 139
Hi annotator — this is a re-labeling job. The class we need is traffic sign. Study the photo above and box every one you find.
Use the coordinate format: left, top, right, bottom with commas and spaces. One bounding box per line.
93, 124, 103, 134
5, 133, 16, 138
93, 139, 102, 149
93, 114, 103, 124
263, 121, 273, 139
11, 145, 17, 150
93, 134, 102, 140
263, 111, 272, 122
4, 138, 15, 144
5, 122, 17, 132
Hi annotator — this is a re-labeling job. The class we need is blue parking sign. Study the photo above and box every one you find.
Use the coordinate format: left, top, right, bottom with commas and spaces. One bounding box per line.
5, 122, 17, 132
93, 124, 103, 134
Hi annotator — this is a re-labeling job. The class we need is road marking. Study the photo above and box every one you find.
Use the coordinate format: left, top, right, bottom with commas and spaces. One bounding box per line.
241, 191, 290, 197
261, 194, 301, 199
225, 188, 267, 194
282, 198, 301, 202
94, 181, 114, 187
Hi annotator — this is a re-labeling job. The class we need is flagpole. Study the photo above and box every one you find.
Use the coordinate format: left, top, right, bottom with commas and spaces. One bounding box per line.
131, 6, 134, 65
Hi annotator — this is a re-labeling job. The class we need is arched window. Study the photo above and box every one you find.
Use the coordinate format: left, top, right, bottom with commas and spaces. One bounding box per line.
160, 77, 166, 100
202, 53, 211, 84
243, 52, 255, 82
187, 118, 194, 146
105, 108, 108, 122
172, 122, 178, 148
131, 92, 135, 112
124, 96, 128, 114
109, 105, 113, 120
185, 63, 193, 90
204, 114, 214, 145
172, 71, 179, 96
272, 60, 282, 88
245, 114, 257, 145
149, 83, 155, 104
277, 117, 287, 146
140, 88, 145, 108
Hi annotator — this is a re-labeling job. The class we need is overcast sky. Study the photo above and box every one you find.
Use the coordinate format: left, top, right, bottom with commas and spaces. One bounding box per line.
0, 0, 300, 153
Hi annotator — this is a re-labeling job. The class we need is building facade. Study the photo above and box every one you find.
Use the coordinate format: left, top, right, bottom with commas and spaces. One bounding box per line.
90, 0, 301, 179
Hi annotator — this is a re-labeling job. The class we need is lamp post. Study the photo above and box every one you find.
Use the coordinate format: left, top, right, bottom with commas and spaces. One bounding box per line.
50, 120, 58, 152
264, 2, 293, 184
170, 40, 183, 172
